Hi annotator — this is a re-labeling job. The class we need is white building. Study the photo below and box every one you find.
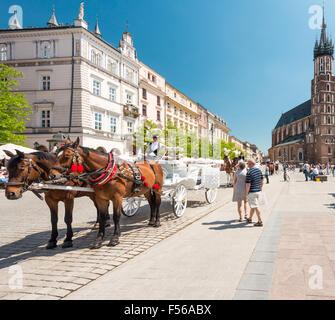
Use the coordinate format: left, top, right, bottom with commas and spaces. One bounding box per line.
0, 6, 140, 154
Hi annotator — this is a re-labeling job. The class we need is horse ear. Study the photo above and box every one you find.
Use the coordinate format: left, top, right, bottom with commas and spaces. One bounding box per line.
72, 137, 80, 149
15, 149, 25, 158
65, 138, 71, 144
3, 150, 15, 158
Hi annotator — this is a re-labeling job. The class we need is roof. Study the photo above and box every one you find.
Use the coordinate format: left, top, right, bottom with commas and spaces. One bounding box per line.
275, 100, 311, 129
275, 132, 306, 147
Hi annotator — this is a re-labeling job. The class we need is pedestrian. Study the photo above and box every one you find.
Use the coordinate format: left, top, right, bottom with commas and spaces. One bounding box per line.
265, 165, 270, 184
232, 161, 248, 222
245, 158, 264, 227
332, 165, 335, 177
303, 162, 310, 181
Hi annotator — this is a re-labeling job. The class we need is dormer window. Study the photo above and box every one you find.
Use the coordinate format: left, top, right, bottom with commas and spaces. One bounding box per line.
41, 41, 51, 59
0, 44, 7, 61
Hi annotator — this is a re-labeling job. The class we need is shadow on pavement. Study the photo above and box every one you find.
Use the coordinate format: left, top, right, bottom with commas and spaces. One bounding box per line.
202, 219, 254, 230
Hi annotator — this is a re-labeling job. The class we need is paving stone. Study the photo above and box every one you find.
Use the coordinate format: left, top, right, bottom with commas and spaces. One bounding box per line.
233, 289, 268, 300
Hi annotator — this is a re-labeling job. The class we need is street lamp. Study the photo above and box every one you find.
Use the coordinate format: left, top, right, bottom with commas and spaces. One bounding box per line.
210, 123, 215, 160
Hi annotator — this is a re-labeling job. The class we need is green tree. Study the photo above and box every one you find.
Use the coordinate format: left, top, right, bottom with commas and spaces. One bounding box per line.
0, 64, 31, 144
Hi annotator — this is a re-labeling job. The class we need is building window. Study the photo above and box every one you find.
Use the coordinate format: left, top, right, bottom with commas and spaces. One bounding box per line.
126, 93, 133, 104
327, 83, 330, 91
127, 121, 133, 133
94, 112, 103, 130
41, 110, 50, 128
152, 75, 156, 83
126, 69, 134, 82
142, 88, 147, 100
328, 106, 331, 113
91, 50, 96, 63
96, 54, 102, 66
142, 105, 147, 116
93, 80, 101, 96
110, 116, 117, 133
109, 87, 116, 101
157, 110, 161, 121
41, 41, 51, 59
167, 102, 170, 110
41, 76, 50, 91
0, 44, 7, 61
157, 96, 161, 106
328, 94, 331, 102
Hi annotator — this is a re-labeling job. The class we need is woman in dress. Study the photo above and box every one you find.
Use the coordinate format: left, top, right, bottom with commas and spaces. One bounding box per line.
232, 161, 248, 222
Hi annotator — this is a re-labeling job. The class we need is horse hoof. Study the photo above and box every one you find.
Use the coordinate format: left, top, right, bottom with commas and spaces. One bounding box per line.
148, 221, 155, 226
46, 241, 57, 250
107, 238, 120, 247
154, 223, 161, 228
90, 240, 103, 250
105, 220, 111, 227
62, 241, 73, 249
91, 223, 99, 230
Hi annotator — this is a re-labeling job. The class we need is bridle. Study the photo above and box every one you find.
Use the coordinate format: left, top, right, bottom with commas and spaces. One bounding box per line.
6, 154, 44, 199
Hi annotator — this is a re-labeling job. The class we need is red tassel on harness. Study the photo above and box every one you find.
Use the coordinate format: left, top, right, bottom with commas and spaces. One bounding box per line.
70, 163, 78, 173
77, 164, 84, 173
144, 181, 149, 187
153, 184, 160, 190
141, 176, 146, 181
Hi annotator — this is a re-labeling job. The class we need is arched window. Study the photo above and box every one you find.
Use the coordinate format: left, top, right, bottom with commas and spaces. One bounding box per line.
327, 94, 331, 102
0, 44, 7, 61
41, 41, 51, 59
327, 83, 330, 91
96, 54, 102, 66
91, 50, 96, 63
320, 58, 324, 71
328, 106, 331, 113
328, 116, 331, 124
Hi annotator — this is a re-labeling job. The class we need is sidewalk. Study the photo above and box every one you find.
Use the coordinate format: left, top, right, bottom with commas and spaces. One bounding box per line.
65, 174, 285, 300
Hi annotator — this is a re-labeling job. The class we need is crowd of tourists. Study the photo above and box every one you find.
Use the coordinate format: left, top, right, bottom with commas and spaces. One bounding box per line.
0, 167, 8, 188
302, 162, 334, 181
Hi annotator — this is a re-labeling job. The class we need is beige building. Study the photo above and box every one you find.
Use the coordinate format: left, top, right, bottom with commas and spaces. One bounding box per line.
165, 83, 199, 134
229, 136, 244, 150
139, 62, 166, 129
0, 6, 140, 154
207, 111, 230, 143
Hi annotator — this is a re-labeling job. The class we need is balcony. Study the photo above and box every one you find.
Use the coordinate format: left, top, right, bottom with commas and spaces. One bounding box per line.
124, 104, 140, 118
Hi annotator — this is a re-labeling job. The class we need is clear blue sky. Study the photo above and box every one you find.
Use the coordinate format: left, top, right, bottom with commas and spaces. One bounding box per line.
0, 0, 332, 152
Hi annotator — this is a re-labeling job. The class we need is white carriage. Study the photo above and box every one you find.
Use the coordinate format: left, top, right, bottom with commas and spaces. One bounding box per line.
121, 158, 220, 218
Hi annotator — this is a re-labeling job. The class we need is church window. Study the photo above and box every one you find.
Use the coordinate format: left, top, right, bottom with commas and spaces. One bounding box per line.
320, 58, 324, 72
327, 84, 330, 91
328, 94, 331, 102
328, 116, 331, 124
328, 106, 331, 113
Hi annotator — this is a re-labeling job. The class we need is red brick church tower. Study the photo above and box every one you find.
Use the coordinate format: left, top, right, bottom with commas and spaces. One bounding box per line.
269, 7, 335, 165
308, 8, 335, 163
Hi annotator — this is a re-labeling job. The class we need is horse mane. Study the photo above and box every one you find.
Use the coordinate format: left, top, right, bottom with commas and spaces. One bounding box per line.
31, 152, 56, 161
80, 146, 107, 156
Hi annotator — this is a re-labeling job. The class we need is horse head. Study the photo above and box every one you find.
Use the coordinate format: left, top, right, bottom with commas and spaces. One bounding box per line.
5, 150, 47, 200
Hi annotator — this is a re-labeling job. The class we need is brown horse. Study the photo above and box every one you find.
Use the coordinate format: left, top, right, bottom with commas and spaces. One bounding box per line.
224, 156, 234, 186
4, 149, 110, 249
53, 137, 164, 249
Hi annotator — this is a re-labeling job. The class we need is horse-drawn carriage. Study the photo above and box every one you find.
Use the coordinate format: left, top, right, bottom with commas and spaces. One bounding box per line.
121, 157, 220, 218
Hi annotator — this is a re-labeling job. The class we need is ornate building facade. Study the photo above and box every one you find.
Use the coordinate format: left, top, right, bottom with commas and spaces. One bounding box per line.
0, 6, 140, 154
269, 11, 335, 164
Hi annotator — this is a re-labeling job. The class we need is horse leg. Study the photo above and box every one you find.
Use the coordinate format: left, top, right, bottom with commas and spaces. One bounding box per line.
45, 195, 58, 249
62, 199, 74, 248
90, 198, 109, 250
108, 197, 122, 247
145, 191, 156, 226
154, 192, 162, 228
92, 200, 111, 230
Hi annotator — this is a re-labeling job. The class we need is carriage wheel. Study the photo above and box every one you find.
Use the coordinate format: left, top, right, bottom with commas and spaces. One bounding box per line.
172, 185, 188, 218
205, 188, 218, 204
121, 198, 142, 217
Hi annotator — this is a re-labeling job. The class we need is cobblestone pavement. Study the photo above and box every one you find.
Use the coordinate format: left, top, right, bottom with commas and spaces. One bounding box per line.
0, 174, 232, 300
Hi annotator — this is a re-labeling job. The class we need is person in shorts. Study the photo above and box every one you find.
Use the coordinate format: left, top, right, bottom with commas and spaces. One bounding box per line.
245, 158, 264, 227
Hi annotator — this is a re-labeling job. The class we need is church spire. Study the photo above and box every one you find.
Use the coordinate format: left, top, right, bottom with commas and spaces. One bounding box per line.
94, 16, 102, 38
314, 4, 334, 59
47, 5, 59, 27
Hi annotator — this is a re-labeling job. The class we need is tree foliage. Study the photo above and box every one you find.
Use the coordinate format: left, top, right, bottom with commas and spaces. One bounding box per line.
0, 64, 31, 144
